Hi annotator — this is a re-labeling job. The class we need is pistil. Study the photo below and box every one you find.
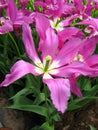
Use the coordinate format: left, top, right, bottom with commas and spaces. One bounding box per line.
44, 55, 52, 72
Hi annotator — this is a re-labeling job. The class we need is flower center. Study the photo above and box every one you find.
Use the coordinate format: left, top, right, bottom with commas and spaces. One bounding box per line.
73, 54, 84, 62
35, 55, 59, 76
0, 19, 5, 26
50, 18, 63, 31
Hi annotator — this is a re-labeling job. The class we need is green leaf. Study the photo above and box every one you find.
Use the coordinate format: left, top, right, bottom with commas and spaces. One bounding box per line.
33, 93, 45, 105
10, 88, 48, 117
31, 126, 40, 130
10, 104, 47, 117
11, 95, 33, 106
68, 96, 98, 111
39, 122, 54, 130
78, 76, 91, 91
25, 74, 41, 95
83, 85, 98, 96
89, 125, 96, 130
83, 78, 91, 91
11, 88, 33, 100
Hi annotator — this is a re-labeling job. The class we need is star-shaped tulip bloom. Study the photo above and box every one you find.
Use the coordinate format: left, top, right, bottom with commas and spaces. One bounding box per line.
0, 23, 97, 113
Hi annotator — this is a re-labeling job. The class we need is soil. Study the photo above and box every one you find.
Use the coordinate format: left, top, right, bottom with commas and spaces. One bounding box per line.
0, 88, 34, 130
55, 101, 98, 130
0, 88, 98, 130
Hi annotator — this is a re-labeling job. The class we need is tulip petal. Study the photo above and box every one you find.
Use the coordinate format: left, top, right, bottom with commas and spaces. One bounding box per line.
7, 0, 18, 23
35, 13, 59, 58
43, 78, 70, 113
74, 0, 84, 13
35, 13, 50, 40
0, 60, 39, 87
54, 38, 82, 67
69, 77, 83, 98
0, 20, 13, 34
40, 27, 59, 60
77, 18, 98, 31
86, 54, 98, 67
80, 36, 98, 59
52, 61, 97, 77
62, 14, 80, 26
22, 23, 41, 63
58, 27, 85, 47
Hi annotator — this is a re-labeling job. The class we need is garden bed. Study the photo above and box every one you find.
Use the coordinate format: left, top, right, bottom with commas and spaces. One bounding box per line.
0, 88, 98, 130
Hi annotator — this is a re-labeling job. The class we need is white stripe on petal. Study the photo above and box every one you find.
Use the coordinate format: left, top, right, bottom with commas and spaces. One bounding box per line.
43, 73, 52, 79
34, 66, 43, 75
49, 69, 59, 75
49, 60, 60, 70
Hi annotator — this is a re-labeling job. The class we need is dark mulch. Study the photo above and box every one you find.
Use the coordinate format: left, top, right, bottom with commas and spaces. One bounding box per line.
55, 101, 98, 130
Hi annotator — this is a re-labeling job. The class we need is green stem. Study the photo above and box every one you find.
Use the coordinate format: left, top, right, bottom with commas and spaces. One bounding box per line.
44, 84, 50, 122
8, 32, 21, 57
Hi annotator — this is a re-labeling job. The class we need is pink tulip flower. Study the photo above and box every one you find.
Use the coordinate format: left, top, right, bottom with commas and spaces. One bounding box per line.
0, 23, 97, 113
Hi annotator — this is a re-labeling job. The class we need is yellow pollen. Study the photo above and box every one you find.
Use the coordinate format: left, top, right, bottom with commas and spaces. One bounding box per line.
37, 62, 41, 66
35, 61, 43, 69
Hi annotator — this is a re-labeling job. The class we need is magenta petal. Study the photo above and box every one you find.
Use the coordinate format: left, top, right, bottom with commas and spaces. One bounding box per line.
55, 61, 97, 77
7, 0, 18, 23
40, 27, 59, 60
86, 54, 98, 67
43, 78, 70, 113
62, 14, 80, 26
80, 36, 98, 59
58, 27, 85, 47
0, 60, 39, 87
35, 13, 50, 40
77, 18, 98, 31
74, 0, 84, 13
22, 23, 40, 62
55, 38, 82, 67
69, 77, 83, 98
0, 20, 13, 34
0, 3, 7, 9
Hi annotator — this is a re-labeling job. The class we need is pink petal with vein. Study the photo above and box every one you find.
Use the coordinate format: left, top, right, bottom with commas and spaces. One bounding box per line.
7, 0, 18, 23
0, 60, 39, 87
22, 23, 40, 62
54, 38, 82, 67
54, 61, 97, 77
43, 78, 70, 113
40, 27, 59, 60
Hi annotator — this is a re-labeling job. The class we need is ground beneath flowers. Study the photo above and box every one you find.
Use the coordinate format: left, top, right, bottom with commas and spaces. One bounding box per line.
55, 101, 98, 130
0, 88, 98, 130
